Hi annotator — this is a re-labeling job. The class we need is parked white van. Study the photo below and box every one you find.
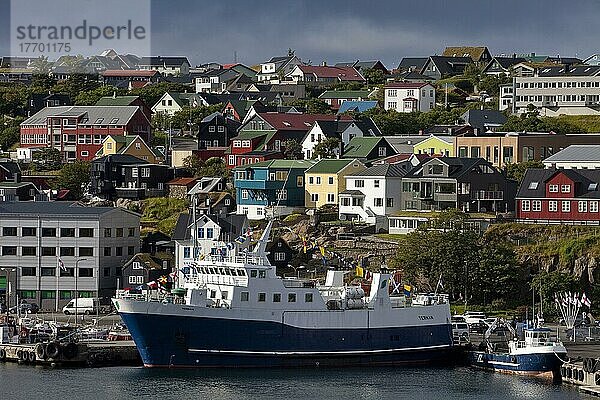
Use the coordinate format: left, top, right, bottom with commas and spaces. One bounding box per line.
62, 298, 98, 315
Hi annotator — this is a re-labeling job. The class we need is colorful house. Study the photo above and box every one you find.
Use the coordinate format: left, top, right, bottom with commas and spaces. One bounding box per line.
304, 159, 365, 209
234, 159, 316, 220
412, 135, 453, 157
342, 137, 396, 162
96, 135, 163, 163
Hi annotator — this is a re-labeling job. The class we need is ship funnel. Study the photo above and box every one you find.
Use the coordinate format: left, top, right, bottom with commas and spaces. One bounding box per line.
368, 273, 392, 310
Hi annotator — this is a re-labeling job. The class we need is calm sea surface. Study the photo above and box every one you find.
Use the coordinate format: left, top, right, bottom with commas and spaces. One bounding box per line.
0, 364, 594, 400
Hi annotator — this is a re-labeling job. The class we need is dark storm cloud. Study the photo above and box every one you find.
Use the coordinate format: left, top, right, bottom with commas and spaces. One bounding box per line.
0, 0, 599, 66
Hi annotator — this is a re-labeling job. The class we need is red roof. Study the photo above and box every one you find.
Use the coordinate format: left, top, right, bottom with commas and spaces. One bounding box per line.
166, 177, 198, 186
258, 113, 353, 131
297, 66, 365, 81
222, 63, 238, 69
385, 82, 430, 89
101, 70, 160, 77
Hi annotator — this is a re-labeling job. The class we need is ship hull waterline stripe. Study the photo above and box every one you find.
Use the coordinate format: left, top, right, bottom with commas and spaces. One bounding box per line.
188, 344, 452, 356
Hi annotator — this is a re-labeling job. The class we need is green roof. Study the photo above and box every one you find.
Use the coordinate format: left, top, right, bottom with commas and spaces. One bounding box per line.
234, 159, 316, 170
343, 137, 384, 158
319, 90, 370, 99
96, 96, 140, 106
305, 159, 359, 174
235, 130, 270, 140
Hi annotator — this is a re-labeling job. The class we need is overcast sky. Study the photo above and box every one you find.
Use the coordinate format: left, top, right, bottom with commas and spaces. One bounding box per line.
1, 0, 599, 68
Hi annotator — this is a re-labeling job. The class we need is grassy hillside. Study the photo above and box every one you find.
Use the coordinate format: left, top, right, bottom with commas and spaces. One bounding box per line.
553, 115, 600, 133
136, 198, 189, 236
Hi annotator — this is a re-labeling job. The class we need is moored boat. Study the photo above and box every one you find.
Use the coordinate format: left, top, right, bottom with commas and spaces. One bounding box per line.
113, 222, 454, 368
468, 319, 567, 379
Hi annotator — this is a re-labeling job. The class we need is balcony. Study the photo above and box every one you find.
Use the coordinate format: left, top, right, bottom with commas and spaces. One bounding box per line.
434, 192, 457, 202
473, 190, 504, 200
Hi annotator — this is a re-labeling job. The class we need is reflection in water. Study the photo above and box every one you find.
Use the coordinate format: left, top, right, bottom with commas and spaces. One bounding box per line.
0, 364, 588, 400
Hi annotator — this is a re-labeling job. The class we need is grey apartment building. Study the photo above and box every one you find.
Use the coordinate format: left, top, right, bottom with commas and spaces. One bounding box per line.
0, 202, 140, 311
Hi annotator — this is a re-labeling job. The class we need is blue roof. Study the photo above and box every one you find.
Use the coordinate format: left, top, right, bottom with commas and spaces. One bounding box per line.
337, 101, 378, 115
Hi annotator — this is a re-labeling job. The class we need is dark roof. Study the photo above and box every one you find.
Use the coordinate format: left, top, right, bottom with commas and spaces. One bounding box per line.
139, 56, 190, 67
537, 65, 600, 77
426, 56, 472, 75
0, 159, 21, 177
543, 145, 600, 163
518, 168, 600, 199
353, 163, 410, 178
397, 58, 428, 71
486, 56, 527, 70
461, 110, 507, 132
0, 202, 133, 216
405, 157, 486, 179
93, 154, 147, 164
394, 71, 432, 81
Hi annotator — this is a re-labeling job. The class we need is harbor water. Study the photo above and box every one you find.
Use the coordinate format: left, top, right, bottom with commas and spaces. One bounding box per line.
0, 364, 593, 400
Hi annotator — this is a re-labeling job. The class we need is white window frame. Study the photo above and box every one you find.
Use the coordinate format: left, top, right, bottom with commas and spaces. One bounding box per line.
591, 201, 599, 213
561, 184, 571, 193
521, 200, 530, 212
562, 201, 571, 213
549, 200, 558, 212
578, 201, 588, 213
532, 200, 542, 212
549, 184, 559, 193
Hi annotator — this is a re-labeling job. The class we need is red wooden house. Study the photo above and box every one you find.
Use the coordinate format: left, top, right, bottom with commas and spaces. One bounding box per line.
20, 106, 151, 162
517, 168, 600, 224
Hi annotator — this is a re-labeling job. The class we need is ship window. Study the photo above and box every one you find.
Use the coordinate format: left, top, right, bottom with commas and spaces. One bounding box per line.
238, 269, 246, 276
273, 293, 281, 302
250, 270, 258, 278
230, 269, 237, 276
259, 270, 266, 278
222, 291, 228, 300
258, 293, 266, 302
219, 267, 226, 275
288, 293, 297, 303
305, 293, 313, 303
210, 290, 216, 299
240, 292, 249, 301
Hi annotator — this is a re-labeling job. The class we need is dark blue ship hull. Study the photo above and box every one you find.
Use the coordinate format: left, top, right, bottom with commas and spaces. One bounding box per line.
120, 312, 454, 368
468, 350, 566, 378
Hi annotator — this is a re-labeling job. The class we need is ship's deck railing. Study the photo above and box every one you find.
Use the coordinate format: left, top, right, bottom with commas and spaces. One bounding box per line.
183, 274, 246, 287
199, 254, 270, 266
115, 290, 168, 302
511, 338, 562, 348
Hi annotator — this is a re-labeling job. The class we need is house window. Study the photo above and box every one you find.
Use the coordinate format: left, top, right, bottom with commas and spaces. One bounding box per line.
562, 201, 571, 213
561, 184, 571, 193
591, 201, 599, 213
579, 201, 588, 213
276, 190, 287, 200
296, 176, 303, 187
274, 252, 285, 261
22, 247, 36, 256
341, 197, 350, 207
209, 126, 216, 132
41, 227, 56, 237
218, 126, 225, 132
206, 228, 214, 239
532, 200, 542, 212
378, 147, 387, 157
42, 247, 56, 256
128, 228, 135, 237
309, 176, 314, 184
197, 228, 204, 239
132, 168, 138, 178
549, 184, 559, 193
141, 168, 150, 178
327, 193, 335, 203
549, 201, 558, 212
241, 189, 249, 200
355, 180, 364, 188
79, 247, 93, 257
22, 227, 36, 236
316, 177, 321, 185
386, 198, 394, 207
311, 193, 319, 202
374, 180, 380, 188
374, 198, 383, 207
104, 228, 112, 237
61, 228, 75, 237
328, 177, 334, 185
2, 227, 17, 236
60, 247, 75, 256
229, 155, 235, 165
184, 247, 191, 259
104, 247, 112, 256
521, 200, 530, 212
258, 292, 266, 302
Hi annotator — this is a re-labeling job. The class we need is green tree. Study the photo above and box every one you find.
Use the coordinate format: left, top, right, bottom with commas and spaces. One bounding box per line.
182, 156, 227, 178
74, 86, 126, 105
30, 56, 52, 75
291, 98, 332, 114
362, 68, 386, 85
0, 85, 29, 116
53, 161, 91, 199
31, 147, 62, 171
171, 104, 224, 131
531, 270, 579, 312
129, 82, 192, 106
503, 160, 544, 182
52, 73, 101, 100
0, 116, 24, 150
312, 137, 340, 159
283, 139, 303, 160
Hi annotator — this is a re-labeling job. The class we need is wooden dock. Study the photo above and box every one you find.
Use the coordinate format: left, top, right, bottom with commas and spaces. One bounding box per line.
0, 340, 140, 367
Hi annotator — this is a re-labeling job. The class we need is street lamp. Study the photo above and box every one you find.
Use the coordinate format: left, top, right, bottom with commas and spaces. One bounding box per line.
74, 258, 88, 327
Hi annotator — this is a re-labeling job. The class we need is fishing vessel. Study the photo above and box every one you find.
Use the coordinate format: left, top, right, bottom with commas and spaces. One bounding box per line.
113, 223, 453, 368
468, 319, 567, 379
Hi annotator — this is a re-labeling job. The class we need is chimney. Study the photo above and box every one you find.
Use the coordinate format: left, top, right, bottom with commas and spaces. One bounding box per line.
418, 129, 423, 135
321, 61, 327, 67
113, 91, 116, 98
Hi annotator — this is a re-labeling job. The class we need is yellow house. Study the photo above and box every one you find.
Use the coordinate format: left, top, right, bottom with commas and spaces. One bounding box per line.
96, 135, 164, 163
305, 159, 366, 209
413, 135, 453, 157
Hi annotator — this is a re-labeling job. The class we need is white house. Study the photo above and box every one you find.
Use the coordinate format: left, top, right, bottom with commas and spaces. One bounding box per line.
152, 92, 207, 116
301, 119, 380, 159
339, 163, 411, 230
257, 55, 303, 83
172, 212, 249, 271
384, 82, 436, 113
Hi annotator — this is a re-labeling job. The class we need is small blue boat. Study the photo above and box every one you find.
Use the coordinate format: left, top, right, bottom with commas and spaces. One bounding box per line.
468, 320, 567, 379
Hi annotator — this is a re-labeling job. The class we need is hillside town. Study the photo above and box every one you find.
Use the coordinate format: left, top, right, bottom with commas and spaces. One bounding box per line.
1, 45, 600, 318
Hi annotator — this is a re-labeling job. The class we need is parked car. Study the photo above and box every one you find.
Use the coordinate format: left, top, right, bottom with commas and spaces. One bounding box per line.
9, 301, 39, 314
463, 311, 487, 327
452, 321, 470, 344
